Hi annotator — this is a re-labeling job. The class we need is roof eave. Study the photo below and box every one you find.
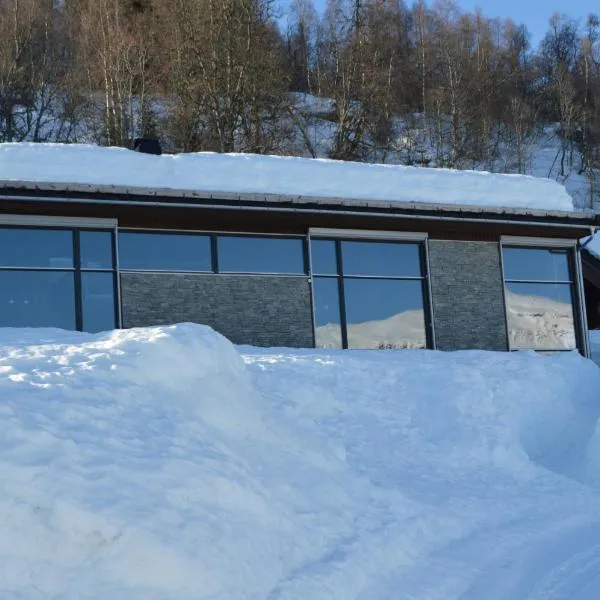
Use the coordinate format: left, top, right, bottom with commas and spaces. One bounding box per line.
0, 179, 597, 225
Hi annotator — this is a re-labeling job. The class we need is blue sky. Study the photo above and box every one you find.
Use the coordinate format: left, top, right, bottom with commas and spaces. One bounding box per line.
281, 0, 597, 47
454, 0, 596, 45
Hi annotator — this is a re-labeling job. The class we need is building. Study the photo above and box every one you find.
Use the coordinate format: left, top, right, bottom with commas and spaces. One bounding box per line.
582, 247, 600, 331
0, 143, 597, 356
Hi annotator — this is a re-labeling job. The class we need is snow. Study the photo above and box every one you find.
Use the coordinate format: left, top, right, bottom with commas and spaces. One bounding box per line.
591, 329, 600, 366
1, 323, 600, 599
0, 142, 576, 212
586, 234, 600, 259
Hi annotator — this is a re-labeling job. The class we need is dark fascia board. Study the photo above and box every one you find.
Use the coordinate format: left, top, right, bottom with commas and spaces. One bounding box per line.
0, 179, 598, 227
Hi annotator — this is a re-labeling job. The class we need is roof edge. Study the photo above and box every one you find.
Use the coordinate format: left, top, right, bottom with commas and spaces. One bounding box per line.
0, 179, 596, 223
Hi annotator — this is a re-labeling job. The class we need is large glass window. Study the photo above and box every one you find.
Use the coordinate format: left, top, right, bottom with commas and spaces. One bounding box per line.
82, 272, 116, 333
502, 245, 578, 351
311, 237, 430, 350
217, 236, 305, 274
0, 226, 117, 333
0, 227, 73, 268
119, 232, 212, 272
80, 231, 113, 270
118, 231, 306, 275
0, 271, 76, 329
313, 277, 343, 349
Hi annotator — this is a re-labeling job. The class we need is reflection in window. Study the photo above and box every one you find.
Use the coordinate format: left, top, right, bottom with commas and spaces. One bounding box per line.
82, 272, 116, 333
313, 277, 343, 348
502, 246, 577, 351
218, 236, 305, 274
80, 231, 113, 269
505, 283, 576, 350
341, 241, 422, 277
344, 279, 426, 349
119, 232, 211, 271
503, 247, 571, 282
310, 238, 429, 350
310, 239, 338, 275
0, 271, 76, 329
0, 228, 73, 268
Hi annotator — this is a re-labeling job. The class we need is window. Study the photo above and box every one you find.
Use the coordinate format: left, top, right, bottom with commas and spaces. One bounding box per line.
502, 244, 579, 351
80, 231, 113, 270
119, 231, 306, 275
0, 271, 76, 330
0, 225, 117, 333
119, 232, 212, 272
311, 236, 431, 350
82, 272, 117, 333
0, 227, 73, 268
217, 235, 305, 274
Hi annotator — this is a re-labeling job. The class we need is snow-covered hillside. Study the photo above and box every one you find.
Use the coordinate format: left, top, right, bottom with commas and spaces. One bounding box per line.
1, 323, 600, 599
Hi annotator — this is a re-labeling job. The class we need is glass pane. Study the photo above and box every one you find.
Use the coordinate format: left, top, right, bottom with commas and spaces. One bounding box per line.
310, 239, 338, 275
218, 236, 305, 274
506, 282, 576, 350
344, 278, 426, 349
503, 247, 571, 282
119, 232, 211, 271
80, 231, 113, 269
313, 277, 343, 349
0, 271, 75, 329
82, 273, 116, 333
0, 228, 73, 268
341, 241, 422, 277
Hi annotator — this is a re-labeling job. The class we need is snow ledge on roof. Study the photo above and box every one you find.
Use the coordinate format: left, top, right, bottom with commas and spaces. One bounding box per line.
0, 142, 575, 213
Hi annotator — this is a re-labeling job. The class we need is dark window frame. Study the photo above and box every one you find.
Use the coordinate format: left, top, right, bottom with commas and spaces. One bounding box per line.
118, 228, 308, 276
117, 230, 213, 273
215, 233, 308, 275
0, 225, 119, 333
501, 242, 583, 353
310, 236, 433, 350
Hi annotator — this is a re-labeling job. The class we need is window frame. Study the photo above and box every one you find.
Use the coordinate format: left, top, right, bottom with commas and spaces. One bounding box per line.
0, 216, 120, 332
500, 236, 589, 356
118, 228, 308, 276
117, 229, 214, 273
308, 229, 435, 350
215, 233, 308, 275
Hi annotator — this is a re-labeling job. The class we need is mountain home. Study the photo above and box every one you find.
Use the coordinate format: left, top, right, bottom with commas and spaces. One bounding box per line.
0, 143, 597, 356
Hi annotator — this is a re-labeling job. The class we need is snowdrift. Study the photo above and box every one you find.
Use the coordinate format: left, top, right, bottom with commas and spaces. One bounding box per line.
1, 324, 600, 599
0, 142, 575, 211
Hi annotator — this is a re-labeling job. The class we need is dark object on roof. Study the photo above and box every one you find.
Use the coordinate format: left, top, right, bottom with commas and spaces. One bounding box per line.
133, 138, 162, 155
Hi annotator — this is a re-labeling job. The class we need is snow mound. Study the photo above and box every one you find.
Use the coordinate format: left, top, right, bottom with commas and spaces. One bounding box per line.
1, 324, 600, 599
0, 142, 575, 211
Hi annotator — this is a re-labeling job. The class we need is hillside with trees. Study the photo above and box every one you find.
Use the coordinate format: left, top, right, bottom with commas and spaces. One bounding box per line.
1, 0, 599, 206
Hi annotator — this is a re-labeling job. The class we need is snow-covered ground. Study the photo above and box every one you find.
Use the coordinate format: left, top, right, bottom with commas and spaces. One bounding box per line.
591, 329, 600, 366
0, 142, 575, 211
1, 323, 600, 599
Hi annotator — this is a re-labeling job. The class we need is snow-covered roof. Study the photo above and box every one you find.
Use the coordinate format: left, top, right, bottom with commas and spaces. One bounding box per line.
0, 142, 579, 214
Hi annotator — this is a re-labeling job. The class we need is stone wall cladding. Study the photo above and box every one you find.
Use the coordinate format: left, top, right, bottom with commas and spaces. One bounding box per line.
428, 240, 508, 351
120, 272, 314, 348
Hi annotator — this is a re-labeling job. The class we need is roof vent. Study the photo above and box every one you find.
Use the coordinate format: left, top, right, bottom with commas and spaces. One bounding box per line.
133, 138, 162, 155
